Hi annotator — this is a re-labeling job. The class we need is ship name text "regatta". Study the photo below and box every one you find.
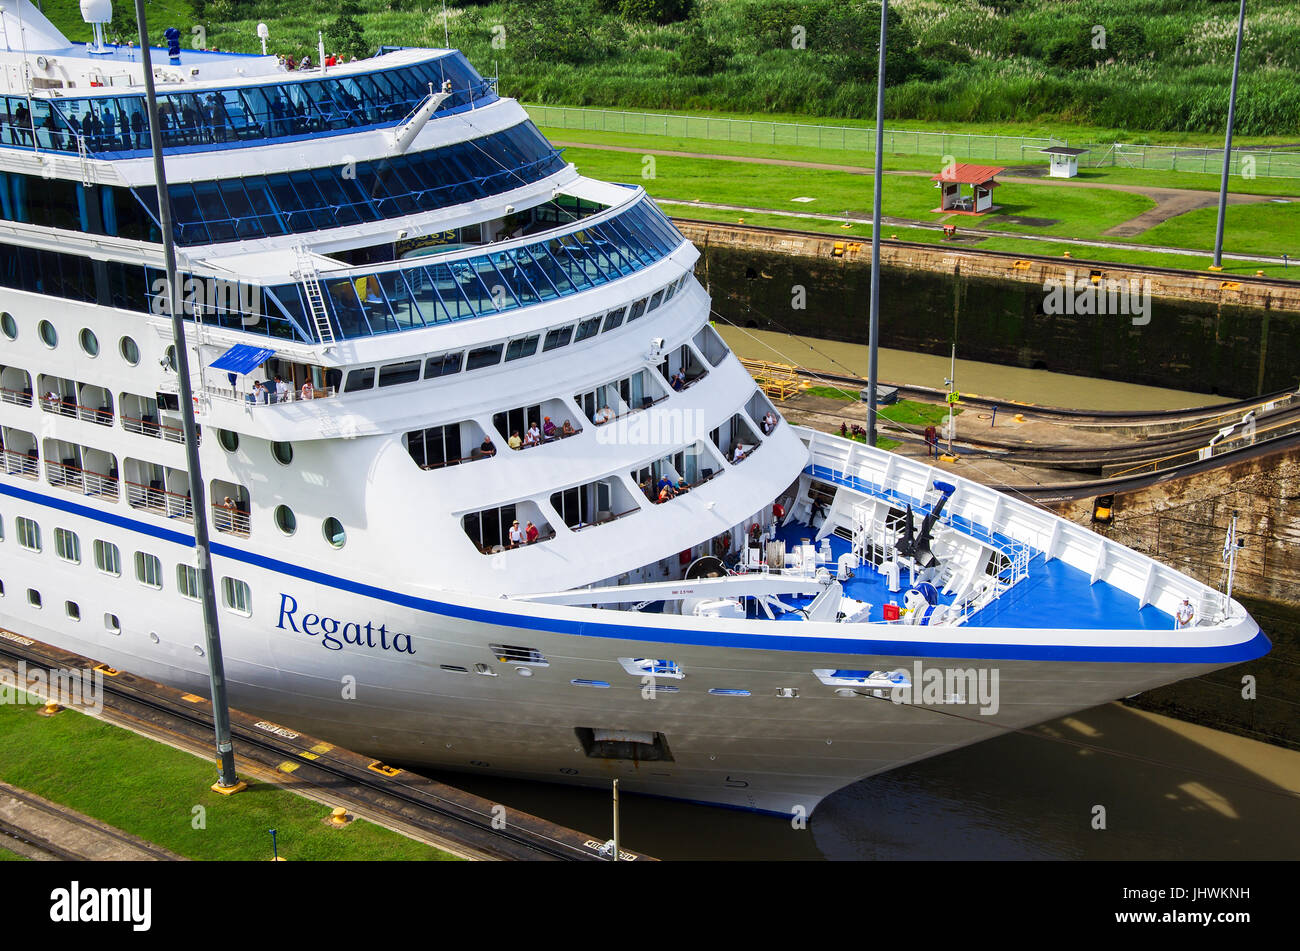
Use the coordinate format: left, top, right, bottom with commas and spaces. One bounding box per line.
277, 593, 416, 654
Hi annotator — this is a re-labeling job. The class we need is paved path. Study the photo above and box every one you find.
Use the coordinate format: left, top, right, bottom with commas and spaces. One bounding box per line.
553, 140, 1289, 236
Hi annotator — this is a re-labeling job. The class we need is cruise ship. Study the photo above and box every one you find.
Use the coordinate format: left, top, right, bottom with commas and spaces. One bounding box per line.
0, 3, 1269, 815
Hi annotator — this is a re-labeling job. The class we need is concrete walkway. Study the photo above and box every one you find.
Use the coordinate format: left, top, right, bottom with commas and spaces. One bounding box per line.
0, 780, 184, 861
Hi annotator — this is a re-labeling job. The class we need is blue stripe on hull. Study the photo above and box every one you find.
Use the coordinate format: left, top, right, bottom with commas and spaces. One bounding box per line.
0, 480, 1271, 665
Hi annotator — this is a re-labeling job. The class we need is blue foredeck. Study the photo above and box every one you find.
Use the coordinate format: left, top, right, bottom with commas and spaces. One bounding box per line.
794, 467, 1178, 632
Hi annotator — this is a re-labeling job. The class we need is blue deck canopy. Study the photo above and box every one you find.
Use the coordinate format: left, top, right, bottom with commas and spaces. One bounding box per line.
210, 344, 276, 375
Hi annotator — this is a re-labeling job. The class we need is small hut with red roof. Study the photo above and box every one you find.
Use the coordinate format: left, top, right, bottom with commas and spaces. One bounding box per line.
930, 163, 1005, 215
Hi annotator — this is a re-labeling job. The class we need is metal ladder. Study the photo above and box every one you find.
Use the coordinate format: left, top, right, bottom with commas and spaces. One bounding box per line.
294, 246, 335, 345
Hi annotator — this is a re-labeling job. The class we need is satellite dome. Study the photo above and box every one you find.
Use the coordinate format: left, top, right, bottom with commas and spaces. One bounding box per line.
80, 0, 112, 25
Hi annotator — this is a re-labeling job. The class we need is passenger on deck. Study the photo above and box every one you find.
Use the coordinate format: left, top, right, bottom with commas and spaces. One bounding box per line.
1175, 598, 1195, 629
542, 417, 557, 441
762, 412, 777, 435
657, 485, 674, 504
253, 381, 269, 404
300, 381, 314, 400
508, 520, 524, 548
671, 371, 685, 392
675, 479, 689, 494
274, 376, 290, 403
561, 419, 575, 437
526, 422, 541, 446
508, 431, 522, 450
525, 521, 539, 544
594, 405, 613, 424
480, 435, 496, 457
733, 443, 748, 463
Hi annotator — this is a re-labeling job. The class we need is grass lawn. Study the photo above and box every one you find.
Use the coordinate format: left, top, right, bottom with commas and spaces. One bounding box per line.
569, 147, 1158, 237
1135, 204, 1300, 258
0, 692, 460, 861
880, 400, 961, 428
543, 127, 1300, 198
0, 846, 30, 861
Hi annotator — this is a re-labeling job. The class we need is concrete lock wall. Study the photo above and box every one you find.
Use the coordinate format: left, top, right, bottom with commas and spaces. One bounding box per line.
683, 223, 1300, 399
1049, 444, 1300, 751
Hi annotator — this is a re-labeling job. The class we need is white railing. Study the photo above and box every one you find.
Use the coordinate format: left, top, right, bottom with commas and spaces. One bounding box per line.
125, 480, 192, 522
45, 459, 119, 500
205, 384, 337, 406
0, 386, 33, 407
212, 504, 251, 537
1, 448, 38, 479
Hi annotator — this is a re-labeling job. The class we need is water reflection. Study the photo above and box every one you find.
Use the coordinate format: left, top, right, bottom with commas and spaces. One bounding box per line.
422, 703, 1300, 861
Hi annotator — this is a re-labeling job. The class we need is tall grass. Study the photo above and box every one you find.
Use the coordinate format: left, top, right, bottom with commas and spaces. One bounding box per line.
40, 0, 1300, 135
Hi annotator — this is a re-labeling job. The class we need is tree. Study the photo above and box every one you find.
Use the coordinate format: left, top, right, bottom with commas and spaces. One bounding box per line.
330, 1, 369, 62
678, 18, 731, 76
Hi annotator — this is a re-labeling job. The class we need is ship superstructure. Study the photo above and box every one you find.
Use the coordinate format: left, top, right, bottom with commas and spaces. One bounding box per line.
0, 3, 1267, 814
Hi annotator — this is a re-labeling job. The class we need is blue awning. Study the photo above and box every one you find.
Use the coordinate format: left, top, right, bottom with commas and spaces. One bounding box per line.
209, 344, 276, 375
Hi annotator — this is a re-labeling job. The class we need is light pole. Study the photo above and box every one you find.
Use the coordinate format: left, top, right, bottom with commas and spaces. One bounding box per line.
865, 0, 888, 448
134, 0, 242, 794
1212, 0, 1246, 269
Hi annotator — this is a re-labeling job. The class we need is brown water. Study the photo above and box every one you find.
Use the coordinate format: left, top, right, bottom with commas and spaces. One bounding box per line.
716, 326, 1235, 412
429, 703, 1300, 860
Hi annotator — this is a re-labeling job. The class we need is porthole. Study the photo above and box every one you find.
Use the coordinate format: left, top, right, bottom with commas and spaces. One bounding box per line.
271, 441, 293, 466
322, 517, 345, 549
79, 328, 99, 357
274, 505, 297, 536
120, 336, 140, 365
38, 320, 57, 348
105, 613, 122, 635
0, 312, 15, 340
217, 429, 239, 453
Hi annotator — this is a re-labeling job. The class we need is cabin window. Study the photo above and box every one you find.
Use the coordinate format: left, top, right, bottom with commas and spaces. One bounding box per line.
274, 505, 297, 535
0, 313, 15, 340
627, 297, 647, 322
542, 326, 573, 352
505, 334, 539, 362
54, 528, 80, 564
466, 343, 503, 370
222, 577, 252, 615
16, 517, 40, 552
135, 552, 163, 589
27, 588, 42, 609
322, 518, 346, 549
79, 328, 99, 357
646, 289, 664, 312
425, 352, 462, 378
574, 316, 602, 342
66, 601, 81, 621
378, 360, 421, 387
601, 307, 626, 332
177, 564, 200, 600
94, 540, 121, 576
38, 320, 57, 348
344, 367, 375, 392
105, 613, 122, 634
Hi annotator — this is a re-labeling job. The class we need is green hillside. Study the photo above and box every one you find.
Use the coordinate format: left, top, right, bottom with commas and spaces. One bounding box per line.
39, 0, 1300, 136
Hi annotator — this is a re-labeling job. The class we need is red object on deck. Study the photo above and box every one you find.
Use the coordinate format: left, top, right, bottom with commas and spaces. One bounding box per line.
680, 549, 693, 566
883, 603, 901, 621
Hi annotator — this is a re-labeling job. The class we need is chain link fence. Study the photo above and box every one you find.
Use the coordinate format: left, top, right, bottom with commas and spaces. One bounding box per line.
526, 104, 1300, 179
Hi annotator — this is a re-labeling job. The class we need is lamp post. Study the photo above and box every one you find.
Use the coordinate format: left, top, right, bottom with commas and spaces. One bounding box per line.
1212, 0, 1246, 269
134, 0, 242, 793
865, 0, 888, 448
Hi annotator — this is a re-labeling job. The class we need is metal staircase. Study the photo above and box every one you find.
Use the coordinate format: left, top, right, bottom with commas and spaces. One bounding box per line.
294, 246, 335, 345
